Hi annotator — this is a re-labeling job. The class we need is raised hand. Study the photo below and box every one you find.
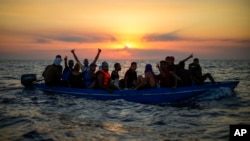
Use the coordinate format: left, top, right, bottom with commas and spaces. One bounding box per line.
98, 48, 102, 52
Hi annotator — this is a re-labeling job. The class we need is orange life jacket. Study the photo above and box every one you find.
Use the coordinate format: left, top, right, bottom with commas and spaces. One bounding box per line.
99, 69, 111, 86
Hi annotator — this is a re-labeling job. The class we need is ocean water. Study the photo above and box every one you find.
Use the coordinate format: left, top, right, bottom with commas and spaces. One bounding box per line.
0, 59, 250, 141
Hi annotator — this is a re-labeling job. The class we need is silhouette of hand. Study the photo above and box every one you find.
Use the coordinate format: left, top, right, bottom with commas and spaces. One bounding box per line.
190, 53, 193, 58
98, 48, 102, 52
71, 49, 75, 53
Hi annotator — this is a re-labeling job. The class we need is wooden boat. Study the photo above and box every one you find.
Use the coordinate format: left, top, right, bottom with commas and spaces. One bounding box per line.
21, 74, 239, 104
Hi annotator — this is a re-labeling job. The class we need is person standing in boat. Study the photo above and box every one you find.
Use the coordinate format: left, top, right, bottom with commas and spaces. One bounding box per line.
42, 55, 63, 86
135, 64, 157, 89
95, 61, 119, 93
61, 56, 74, 87
188, 58, 215, 85
124, 62, 138, 89
68, 62, 84, 88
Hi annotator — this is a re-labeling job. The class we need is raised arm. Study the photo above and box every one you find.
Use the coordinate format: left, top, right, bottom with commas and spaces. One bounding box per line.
92, 48, 102, 64
64, 56, 68, 69
71, 49, 80, 63
180, 53, 193, 63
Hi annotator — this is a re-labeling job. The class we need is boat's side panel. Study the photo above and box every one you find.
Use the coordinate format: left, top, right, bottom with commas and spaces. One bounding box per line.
33, 81, 239, 104
34, 84, 207, 104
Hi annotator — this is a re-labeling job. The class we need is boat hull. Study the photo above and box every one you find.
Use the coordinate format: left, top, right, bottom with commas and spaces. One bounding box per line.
33, 81, 239, 104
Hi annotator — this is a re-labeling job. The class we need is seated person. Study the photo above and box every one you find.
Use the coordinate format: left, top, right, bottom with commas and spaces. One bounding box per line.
69, 63, 84, 88
42, 55, 63, 86
111, 63, 124, 88
176, 61, 192, 87
83, 63, 97, 88
135, 64, 157, 89
156, 60, 170, 88
62, 56, 74, 87
165, 56, 181, 88
189, 58, 215, 85
95, 61, 119, 93
124, 62, 138, 89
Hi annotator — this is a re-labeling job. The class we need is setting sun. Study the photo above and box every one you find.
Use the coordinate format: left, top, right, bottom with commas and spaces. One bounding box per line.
125, 43, 131, 49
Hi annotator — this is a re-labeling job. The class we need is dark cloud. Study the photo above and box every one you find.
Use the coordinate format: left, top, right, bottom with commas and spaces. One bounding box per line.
35, 38, 51, 43
34, 33, 118, 44
55, 34, 118, 43
141, 30, 250, 44
141, 30, 183, 42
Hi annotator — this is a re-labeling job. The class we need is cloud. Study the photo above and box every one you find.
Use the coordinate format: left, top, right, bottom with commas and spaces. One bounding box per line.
33, 33, 118, 44
141, 31, 250, 45
141, 29, 183, 42
35, 38, 51, 43
55, 34, 118, 43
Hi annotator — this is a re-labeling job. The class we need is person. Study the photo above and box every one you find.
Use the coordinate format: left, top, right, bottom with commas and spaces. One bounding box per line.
68, 62, 84, 88
95, 61, 119, 93
61, 56, 74, 87
42, 55, 63, 86
111, 63, 123, 88
71, 48, 101, 73
165, 56, 181, 88
176, 61, 192, 87
83, 63, 97, 88
156, 60, 170, 87
124, 62, 138, 89
189, 58, 215, 85
135, 64, 157, 89
176, 54, 193, 87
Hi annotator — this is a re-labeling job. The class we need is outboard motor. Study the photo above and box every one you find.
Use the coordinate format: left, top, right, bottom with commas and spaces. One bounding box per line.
21, 74, 37, 87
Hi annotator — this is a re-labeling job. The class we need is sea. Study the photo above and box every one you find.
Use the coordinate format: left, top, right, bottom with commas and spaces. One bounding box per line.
0, 59, 250, 141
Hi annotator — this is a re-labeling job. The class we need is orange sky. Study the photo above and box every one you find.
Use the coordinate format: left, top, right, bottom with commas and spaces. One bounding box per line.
0, 0, 250, 60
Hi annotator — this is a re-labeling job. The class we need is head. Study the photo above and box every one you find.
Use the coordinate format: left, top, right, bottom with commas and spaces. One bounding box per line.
90, 63, 97, 72
130, 62, 137, 71
74, 63, 81, 72
53, 55, 62, 66
83, 59, 89, 67
68, 60, 74, 68
166, 56, 175, 65
101, 61, 109, 72
114, 63, 121, 71
193, 58, 199, 64
145, 64, 153, 73
179, 61, 185, 69
165, 56, 170, 65
160, 60, 167, 69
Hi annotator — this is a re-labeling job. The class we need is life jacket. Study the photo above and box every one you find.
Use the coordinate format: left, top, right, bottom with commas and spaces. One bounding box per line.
62, 68, 73, 81
99, 69, 111, 86
83, 68, 94, 87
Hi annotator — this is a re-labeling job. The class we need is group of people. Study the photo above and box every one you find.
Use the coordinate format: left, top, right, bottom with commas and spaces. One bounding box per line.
42, 49, 216, 93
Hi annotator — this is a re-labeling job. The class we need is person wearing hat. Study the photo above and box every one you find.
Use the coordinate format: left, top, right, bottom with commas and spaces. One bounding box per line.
42, 55, 63, 86
135, 64, 157, 90
95, 61, 119, 93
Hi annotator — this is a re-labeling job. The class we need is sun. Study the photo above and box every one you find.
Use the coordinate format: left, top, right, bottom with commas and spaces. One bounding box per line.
125, 43, 131, 49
